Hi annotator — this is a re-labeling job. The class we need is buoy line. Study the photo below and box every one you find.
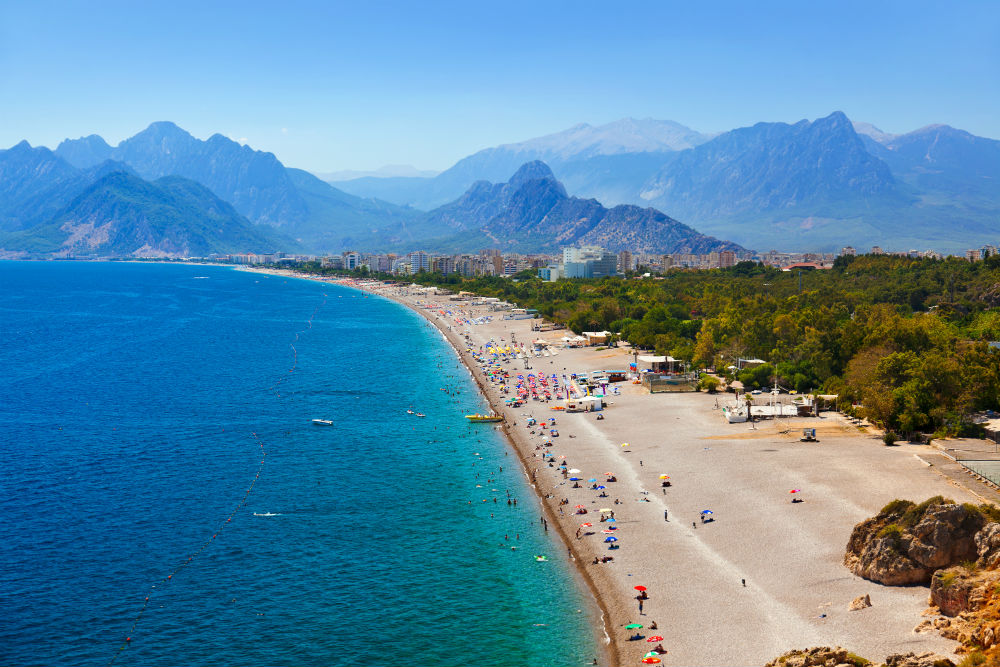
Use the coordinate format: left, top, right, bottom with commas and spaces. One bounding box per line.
108, 293, 326, 664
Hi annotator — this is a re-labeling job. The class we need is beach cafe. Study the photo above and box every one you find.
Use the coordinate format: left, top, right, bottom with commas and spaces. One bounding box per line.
634, 355, 682, 374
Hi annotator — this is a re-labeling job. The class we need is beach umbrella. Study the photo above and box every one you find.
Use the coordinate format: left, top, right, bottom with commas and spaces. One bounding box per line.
605, 472, 613, 476
634, 585, 647, 591
574, 504, 586, 509
602, 530, 616, 534
569, 468, 581, 473
658, 474, 670, 479
701, 510, 714, 515
596, 485, 606, 489
646, 635, 663, 642
599, 508, 613, 512
642, 658, 661, 664
604, 536, 618, 542
569, 477, 582, 481
580, 522, 592, 527
588, 478, 597, 482
644, 651, 660, 658
608, 526, 618, 530
789, 489, 801, 493
620, 443, 630, 447
606, 518, 616, 522
624, 623, 643, 629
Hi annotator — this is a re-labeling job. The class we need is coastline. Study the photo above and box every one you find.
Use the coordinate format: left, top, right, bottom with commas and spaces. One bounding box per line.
239, 267, 993, 666
239, 266, 619, 664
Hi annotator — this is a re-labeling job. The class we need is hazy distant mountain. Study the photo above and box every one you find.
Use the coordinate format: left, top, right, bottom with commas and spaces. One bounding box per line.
315, 164, 440, 181
420, 161, 742, 254
333, 118, 711, 209
54, 134, 113, 168
851, 122, 899, 145
55, 122, 422, 251
3, 171, 283, 257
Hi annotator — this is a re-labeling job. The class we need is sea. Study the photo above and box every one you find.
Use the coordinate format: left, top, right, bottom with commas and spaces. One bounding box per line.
0, 261, 600, 667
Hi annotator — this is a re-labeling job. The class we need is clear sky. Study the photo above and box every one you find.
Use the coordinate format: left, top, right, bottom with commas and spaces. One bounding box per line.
1, 0, 997, 172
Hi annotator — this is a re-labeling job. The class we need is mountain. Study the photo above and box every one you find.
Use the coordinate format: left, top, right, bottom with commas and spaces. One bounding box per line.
55, 122, 422, 252
54, 134, 113, 168
314, 164, 440, 181
3, 171, 283, 257
332, 118, 711, 210
420, 161, 742, 254
860, 124, 1000, 202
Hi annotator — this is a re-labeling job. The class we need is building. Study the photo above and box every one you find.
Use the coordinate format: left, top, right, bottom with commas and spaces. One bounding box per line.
562, 246, 619, 278
840, 246, 857, 256
617, 250, 633, 273
342, 251, 361, 270
407, 251, 430, 273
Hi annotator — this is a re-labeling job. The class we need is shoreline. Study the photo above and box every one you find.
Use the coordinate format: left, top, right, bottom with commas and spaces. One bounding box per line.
239, 267, 991, 666
239, 267, 620, 664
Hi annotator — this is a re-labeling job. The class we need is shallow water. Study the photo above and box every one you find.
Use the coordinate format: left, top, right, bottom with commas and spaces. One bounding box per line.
0, 262, 599, 666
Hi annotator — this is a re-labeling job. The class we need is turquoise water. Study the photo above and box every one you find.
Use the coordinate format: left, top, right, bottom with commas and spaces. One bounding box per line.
0, 262, 599, 666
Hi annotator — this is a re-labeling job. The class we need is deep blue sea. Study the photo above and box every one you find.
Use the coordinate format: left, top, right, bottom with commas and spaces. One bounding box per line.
0, 262, 599, 667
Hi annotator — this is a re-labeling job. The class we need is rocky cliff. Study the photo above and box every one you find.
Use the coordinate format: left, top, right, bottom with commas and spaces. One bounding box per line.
844, 497, 998, 585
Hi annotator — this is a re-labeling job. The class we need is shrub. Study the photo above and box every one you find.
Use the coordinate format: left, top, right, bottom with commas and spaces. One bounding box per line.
957, 651, 986, 667
879, 523, 904, 540
880, 499, 915, 517
937, 570, 958, 589
883, 431, 898, 446
977, 503, 1000, 524
698, 374, 720, 393
901, 495, 954, 528
846, 653, 872, 667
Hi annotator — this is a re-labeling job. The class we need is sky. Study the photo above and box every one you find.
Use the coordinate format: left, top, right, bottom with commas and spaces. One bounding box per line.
1, 0, 998, 173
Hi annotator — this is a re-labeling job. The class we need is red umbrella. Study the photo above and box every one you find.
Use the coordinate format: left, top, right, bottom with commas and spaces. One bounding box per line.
789, 489, 801, 493
580, 522, 593, 527
642, 659, 661, 665
574, 505, 586, 508
634, 585, 647, 591
646, 635, 663, 642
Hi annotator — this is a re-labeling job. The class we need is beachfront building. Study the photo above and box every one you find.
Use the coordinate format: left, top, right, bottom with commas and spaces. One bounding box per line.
343, 251, 361, 270
407, 251, 430, 273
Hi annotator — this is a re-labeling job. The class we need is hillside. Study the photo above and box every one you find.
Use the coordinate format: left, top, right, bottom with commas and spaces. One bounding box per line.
3, 172, 283, 257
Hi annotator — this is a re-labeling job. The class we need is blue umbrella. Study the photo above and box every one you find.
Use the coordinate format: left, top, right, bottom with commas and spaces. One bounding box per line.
604, 536, 618, 542
569, 477, 582, 481
596, 485, 606, 489
701, 510, 714, 515
588, 478, 597, 482
606, 517, 616, 522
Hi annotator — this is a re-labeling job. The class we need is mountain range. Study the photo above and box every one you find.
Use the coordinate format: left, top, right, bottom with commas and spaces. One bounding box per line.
2, 112, 997, 258
418, 161, 741, 255
332, 112, 1000, 252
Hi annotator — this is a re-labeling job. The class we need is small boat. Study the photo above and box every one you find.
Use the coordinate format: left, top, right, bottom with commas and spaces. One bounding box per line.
312, 419, 334, 426
465, 413, 504, 422
406, 410, 415, 415
416, 413, 426, 418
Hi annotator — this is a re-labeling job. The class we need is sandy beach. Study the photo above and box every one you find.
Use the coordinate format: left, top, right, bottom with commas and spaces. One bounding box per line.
245, 268, 995, 665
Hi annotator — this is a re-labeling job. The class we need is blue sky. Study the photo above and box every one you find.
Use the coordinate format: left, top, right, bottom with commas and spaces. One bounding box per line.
1, 0, 997, 172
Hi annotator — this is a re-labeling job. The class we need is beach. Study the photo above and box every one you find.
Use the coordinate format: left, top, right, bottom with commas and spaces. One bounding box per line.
245, 268, 994, 665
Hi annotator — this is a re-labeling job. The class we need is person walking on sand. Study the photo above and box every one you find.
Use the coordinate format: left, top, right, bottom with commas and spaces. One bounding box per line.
664, 509, 668, 521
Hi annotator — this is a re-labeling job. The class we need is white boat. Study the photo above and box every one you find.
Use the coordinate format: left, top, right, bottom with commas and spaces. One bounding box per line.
722, 406, 748, 423
312, 419, 334, 426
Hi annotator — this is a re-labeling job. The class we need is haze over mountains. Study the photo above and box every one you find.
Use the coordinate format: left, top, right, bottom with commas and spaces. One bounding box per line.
333, 112, 1000, 252
1, 112, 997, 258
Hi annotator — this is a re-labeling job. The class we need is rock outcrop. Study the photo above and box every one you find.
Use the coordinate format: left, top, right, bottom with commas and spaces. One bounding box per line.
844, 498, 992, 585
848, 594, 871, 611
764, 647, 954, 667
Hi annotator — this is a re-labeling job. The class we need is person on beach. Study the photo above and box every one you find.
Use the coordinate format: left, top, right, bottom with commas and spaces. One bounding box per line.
664, 509, 668, 521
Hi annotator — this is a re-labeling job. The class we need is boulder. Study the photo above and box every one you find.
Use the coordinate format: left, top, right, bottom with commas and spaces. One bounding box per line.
848, 594, 871, 611
976, 522, 1000, 568
882, 652, 954, 667
764, 647, 851, 667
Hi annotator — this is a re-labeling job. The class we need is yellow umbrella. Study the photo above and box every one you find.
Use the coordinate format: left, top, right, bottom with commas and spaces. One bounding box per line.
620, 443, 630, 448
599, 508, 613, 512
658, 474, 670, 479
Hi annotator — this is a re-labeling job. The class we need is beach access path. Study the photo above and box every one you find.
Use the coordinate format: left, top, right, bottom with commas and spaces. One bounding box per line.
251, 270, 978, 665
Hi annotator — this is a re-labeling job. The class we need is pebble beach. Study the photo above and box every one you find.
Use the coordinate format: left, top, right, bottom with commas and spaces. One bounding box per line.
251, 269, 985, 665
